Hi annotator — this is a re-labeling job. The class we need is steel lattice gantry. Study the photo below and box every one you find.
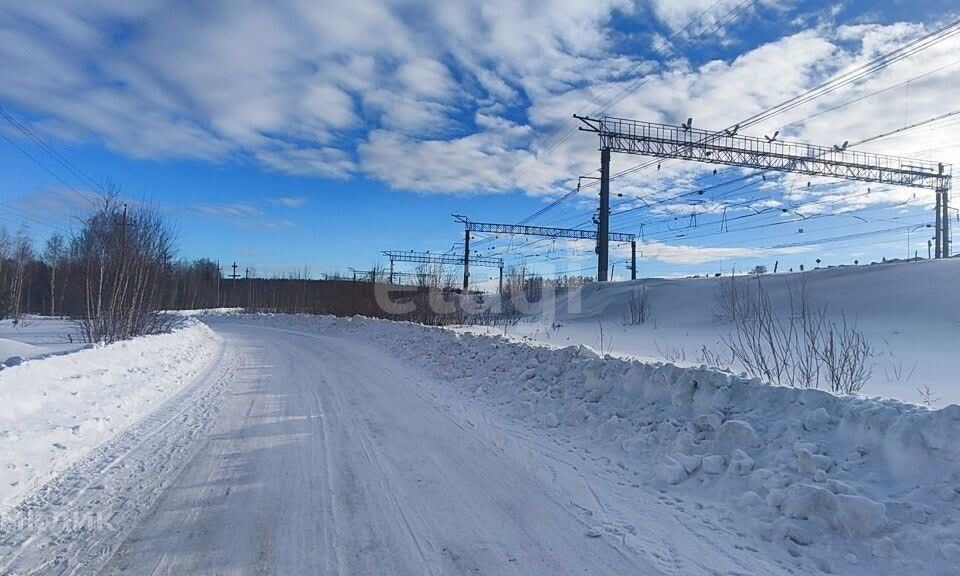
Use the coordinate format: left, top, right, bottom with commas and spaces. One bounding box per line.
382, 250, 504, 293
575, 115, 953, 268
459, 220, 635, 242
453, 216, 638, 286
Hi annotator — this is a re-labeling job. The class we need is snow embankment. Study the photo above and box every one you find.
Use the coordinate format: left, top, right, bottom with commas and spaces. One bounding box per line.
463, 258, 960, 407
240, 313, 960, 573
170, 307, 244, 317
0, 320, 222, 511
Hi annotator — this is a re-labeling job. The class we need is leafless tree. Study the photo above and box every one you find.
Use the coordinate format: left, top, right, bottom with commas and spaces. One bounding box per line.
72, 194, 180, 343
0, 226, 11, 319
43, 233, 67, 316
9, 226, 34, 321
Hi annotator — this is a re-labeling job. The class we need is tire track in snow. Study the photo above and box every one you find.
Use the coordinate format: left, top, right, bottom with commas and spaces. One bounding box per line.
318, 343, 441, 576
0, 337, 235, 575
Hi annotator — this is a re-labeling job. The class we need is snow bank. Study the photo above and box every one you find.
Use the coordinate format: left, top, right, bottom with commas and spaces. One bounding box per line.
458, 258, 960, 406
170, 307, 244, 317
0, 338, 43, 366
0, 320, 222, 511
235, 313, 960, 574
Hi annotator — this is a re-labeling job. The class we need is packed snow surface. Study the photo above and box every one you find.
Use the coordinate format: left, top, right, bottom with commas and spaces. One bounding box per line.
2, 310, 957, 575
0, 319, 222, 511
224, 314, 960, 575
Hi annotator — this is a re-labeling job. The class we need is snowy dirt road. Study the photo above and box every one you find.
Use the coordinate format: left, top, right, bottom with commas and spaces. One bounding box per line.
5, 320, 670, 575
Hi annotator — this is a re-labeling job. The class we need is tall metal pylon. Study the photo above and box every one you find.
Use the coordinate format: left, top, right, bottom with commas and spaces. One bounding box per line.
575, 115, 953, 268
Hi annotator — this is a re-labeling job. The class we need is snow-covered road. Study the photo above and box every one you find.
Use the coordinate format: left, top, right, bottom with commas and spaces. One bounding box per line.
106, 321, 657, 575
3, 320, 661, 575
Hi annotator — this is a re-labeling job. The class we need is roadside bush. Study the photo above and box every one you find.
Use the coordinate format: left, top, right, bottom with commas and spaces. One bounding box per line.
625, 286, 652, 325
720, 275, 873, 395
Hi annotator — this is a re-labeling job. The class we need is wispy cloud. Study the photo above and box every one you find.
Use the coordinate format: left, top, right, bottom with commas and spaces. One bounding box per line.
191, 201, 293, 229
193, 202, 263, 218
270, 196, 308, 208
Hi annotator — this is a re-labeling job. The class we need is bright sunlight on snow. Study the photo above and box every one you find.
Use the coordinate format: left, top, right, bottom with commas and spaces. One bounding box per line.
2, 2, 960, 574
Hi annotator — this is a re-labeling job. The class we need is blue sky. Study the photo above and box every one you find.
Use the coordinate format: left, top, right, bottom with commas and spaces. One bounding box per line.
1, 1, 958, 285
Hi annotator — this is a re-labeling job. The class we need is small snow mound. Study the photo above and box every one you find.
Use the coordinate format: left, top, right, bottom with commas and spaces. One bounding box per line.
715, 419, 759, 454
656, 456, 689, 485
834, 494, 886, 537
780, 483, 837, 521
730, 449, 754, 475
702, 454, 726, 474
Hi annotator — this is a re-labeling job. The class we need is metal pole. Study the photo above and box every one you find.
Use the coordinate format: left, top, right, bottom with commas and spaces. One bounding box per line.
631, 240, 637, 280
498, 265, 503, 295
389, 259, 394, 284
598, 147, 611, 282
463, 229, 470, 292
935, 190, 942, 259
943, 188, 951, 258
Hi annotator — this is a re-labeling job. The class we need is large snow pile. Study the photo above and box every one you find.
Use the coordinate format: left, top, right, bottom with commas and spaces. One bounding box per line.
0, 319, 222, 511
236, 313, 960, 575
460, 258, 960, 406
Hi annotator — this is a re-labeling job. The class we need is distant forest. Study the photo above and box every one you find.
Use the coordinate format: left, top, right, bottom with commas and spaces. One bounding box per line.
1, 195, 591, 342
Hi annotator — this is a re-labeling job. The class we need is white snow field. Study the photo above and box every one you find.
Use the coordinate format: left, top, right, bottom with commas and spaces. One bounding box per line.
0, 316, 86, 367
0, 311, 956, 575
460, 258, 960, 407
0, 319, 222, 511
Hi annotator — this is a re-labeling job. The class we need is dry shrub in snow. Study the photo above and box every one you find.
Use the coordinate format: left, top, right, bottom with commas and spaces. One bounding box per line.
624, 286, 652, 325
721, 274, 873, 395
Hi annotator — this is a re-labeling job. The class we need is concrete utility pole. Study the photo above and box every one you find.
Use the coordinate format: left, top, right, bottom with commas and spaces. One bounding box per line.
630, 240, 637, 280
597, 147, 611, 282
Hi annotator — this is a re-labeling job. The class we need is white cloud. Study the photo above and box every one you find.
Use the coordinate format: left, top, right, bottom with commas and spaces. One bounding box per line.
0, 1, 956, 213
396, 58, 458, 102
359, 115, 536, 193
271, 196, 308, 208
637, 240, 811, 264
193, 202, 262, 218
191, 201, 294, 229
256, 146, 354, 179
